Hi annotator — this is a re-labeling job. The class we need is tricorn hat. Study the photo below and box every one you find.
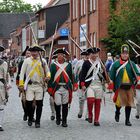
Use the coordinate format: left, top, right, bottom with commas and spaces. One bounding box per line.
80, 49, 89, 56
121, 44, 129, 53
52, 54, 58, 59
21, 46, 30, 56
0, 45, 5, 52
53, 48, 69, 56
87, 47, 100, 54
28, 44, 45, 52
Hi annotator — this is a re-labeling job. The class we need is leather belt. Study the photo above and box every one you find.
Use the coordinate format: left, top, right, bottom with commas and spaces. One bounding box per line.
28, 80, 40, 85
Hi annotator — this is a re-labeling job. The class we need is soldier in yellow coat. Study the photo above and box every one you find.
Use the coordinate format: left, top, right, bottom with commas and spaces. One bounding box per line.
110, 44, 140, 126
19, 45, 50, 128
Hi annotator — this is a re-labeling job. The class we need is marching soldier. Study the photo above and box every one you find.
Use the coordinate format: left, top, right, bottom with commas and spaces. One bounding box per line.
0, 45, 11, 131
110, 44, 140, 126
74, 49, 89, 119
80, 47, 106, 126
16, 46, 36, 121
19, 45, 50, 128
135, 55, 140, 119
48, 48, 78, 127
49, 55, 57, 121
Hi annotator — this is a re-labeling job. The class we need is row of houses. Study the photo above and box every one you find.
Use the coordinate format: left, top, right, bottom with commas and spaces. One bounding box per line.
0, 0, 110, 60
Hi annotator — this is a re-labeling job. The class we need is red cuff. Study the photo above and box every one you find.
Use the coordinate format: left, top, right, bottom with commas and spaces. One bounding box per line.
80, 82, 85, 87
48, 88, 53, 94
108, 83, 114, 90
74, 83, 78, 89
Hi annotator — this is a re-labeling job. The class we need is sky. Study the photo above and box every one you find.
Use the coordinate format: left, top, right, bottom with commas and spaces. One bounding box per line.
23, 0, 51, 6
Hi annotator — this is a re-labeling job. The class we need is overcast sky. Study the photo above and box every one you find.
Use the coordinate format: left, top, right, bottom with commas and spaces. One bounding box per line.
23, 0, 51, 6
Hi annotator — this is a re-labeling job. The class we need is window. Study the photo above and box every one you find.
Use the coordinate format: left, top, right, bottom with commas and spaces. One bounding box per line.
83, 0, 86, 15
75, 37, 78, 57
75, 0, 78, 18
73, 0, 75, 19
90, 0, 96, 12
90, 0, 93, 12
90, 33, 93, 45
93, 32, 96, 47
81, 0, 83, 16
93, 0, 96, 11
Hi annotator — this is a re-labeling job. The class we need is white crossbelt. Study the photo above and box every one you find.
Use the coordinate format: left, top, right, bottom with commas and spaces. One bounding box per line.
85, 59, 99, 79
85, 60, 101, 82
24, 60, 40, 90
53, 61, 71, 83
116, 60, 128, 77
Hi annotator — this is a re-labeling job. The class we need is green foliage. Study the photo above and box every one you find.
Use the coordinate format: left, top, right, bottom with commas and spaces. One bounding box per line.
110, 0, 117, 11
0, 0, 42, 13
102, 0, 140, 56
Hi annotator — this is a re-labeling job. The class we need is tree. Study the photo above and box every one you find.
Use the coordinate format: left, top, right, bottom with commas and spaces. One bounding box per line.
0, 0, 42, 13
101, 0, 140, 56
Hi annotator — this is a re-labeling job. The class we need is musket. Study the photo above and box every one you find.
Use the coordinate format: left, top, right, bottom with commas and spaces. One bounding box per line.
48, 22, 58, 67
126, 40, 139, 81
27, 14, 47, 82
128, 40, 140, 49
69, 36, 83, 52
27, 14, 47, 101
126, 40, 139, 55
80, 26, 111, 83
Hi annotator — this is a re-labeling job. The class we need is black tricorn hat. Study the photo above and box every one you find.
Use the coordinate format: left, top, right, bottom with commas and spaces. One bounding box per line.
21, 46, 30, 56
53, 48, 69, 56
80, 49, 88, 56
52, 54, 57, 59
87, 47, 100, 54
28, 44, 45, 52
0, 45, 5, 52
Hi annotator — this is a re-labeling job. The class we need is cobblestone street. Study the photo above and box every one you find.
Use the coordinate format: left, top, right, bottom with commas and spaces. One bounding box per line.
0, 80, 140, 140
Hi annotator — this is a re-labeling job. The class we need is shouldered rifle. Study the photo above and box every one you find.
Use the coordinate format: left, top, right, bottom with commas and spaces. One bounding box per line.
69, 36, 83, 52
48, 23, 58, 67
126, 40, 139, 56
80, 25, 111, 83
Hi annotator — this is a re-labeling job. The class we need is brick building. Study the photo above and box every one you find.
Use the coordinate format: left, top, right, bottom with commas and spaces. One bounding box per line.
70, 0, 110, 60
36, 0, 70, 56
0, 13, 34, 56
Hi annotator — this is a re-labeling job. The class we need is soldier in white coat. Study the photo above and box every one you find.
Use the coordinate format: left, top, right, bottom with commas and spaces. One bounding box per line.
74, 50, 89, 119
0, 45, 11, 131
19, 45, 50, 128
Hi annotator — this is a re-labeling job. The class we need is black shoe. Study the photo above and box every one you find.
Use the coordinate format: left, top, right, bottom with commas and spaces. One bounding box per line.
28, 121, 32, 126
51, 116, 55, 121
62, 122, 68, 127
135, 115, 139, 119
32, 118, 35, 122
85, 118, 88, 121
115, 113, 120, 122
23, 114, 27, 121
56, 120, 61, 125
94, 122, 100, 126
125, 121, 132, 126
88, 118, 92, 123
35, 123, 40, 128
78, 114, 82, 118
0, 127, 4, 131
